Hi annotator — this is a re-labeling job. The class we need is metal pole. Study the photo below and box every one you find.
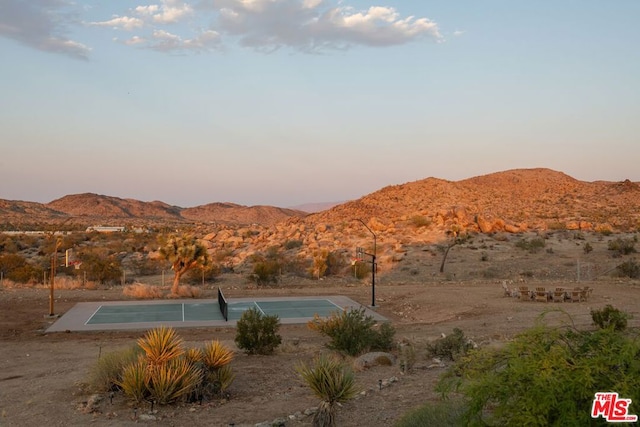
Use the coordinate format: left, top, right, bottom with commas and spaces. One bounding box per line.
356, 219, 377, 307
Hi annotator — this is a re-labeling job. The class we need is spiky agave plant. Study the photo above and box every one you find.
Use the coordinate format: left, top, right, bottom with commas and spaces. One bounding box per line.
118, 355, 149, 403
137, 326, 184, 366
145, 357, 202, 405
296, 354, 360, 427
202, 340, 234, 369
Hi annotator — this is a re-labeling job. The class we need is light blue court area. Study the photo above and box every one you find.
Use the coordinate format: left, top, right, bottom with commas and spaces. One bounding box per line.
46, 296, 387, 332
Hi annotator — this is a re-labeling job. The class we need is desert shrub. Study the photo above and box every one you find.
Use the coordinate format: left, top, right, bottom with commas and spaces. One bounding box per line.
616, 259, 640, 279
118, 356, 149, 403
308, 308, 395, 356
146, 358, 202, 404
398, 343, 417, 373
185, 263, 221, 284
309, 250, 347, 279
296, 354, 360, 427
426, 328, 473, 361
514, 237, 546, 253
76, 252, 123, 284
235, 307, 282, 355
352, 260, 370, 280
437, 315, 640, 426
0, 253, 43, 284
249, 252, 282, 285
202, 340, 234, 369
591, 305, 629, 331
284, 239, 303, 250
608, 237, 637, 257
410, 215, 431, 228
103, 327, 234, 405
123, 283, 164, 299
128, 255, 162, 276
88, 345, 143, 392
138, 326, 184, 365
395, 398, 467, 427
583, 242, 593, 254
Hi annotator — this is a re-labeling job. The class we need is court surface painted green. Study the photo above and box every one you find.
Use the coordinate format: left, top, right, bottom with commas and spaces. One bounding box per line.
46, 295, 387, 332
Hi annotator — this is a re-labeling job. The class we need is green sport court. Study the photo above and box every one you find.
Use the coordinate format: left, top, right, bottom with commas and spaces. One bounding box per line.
46, 295, 386, 332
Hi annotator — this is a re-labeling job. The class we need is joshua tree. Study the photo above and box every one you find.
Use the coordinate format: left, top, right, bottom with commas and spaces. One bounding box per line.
439, 227, 470, 273
159, 235, 210, 295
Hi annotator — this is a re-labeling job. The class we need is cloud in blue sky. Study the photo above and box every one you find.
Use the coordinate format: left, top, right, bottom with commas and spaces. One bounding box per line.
0, 0, 91, 59
1, 0, 442, 57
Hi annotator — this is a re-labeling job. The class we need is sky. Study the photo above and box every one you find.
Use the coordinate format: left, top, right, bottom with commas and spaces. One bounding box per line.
1, 1, 639, 208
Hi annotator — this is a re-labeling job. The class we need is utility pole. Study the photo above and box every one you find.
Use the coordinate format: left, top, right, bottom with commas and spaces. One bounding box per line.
355, 219, 377, 307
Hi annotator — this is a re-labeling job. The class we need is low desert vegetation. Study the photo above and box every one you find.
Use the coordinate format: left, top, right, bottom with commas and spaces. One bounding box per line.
308, 307, 395, 356
426, 328, 474, 361
435, 307, 640, 426
234, 307, 282, 355
296, 354, 360, 427
89, 327, 235, 405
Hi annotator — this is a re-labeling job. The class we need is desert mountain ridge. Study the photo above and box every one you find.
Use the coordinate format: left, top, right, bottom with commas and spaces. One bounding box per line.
1, 168, 639, 235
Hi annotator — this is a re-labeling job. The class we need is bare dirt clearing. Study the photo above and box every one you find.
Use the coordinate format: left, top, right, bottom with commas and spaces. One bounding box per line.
2, 236, 640, 427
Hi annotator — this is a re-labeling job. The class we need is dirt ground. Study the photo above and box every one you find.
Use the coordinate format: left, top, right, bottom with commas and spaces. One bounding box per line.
2, 233, 640, 427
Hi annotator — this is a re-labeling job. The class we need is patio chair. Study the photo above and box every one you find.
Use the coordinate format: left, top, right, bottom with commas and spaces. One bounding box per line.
552, 290, 565, 303
570, 288, 582, 303
535, 288, 549, 302
519, 286, 531, 301
581, 286, 592, 301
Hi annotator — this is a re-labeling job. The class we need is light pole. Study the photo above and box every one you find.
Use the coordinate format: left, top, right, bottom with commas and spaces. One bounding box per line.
355, 219, 377, 307
49, 238, 62, 317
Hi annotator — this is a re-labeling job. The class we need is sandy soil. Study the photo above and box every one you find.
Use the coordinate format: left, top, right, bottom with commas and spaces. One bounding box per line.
2, 236, 640, 427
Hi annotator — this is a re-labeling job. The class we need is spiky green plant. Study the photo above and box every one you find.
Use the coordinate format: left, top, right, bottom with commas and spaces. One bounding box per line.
296, 354, 360, 427
118, 356, 149, 403
206, 365, 236, 395
145, 357, 202, 405
184, 347, 204, 365
202, 340, 234, 369
137, 326, 184, 366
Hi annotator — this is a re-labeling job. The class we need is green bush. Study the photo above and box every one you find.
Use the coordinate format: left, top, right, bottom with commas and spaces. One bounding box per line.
616, 259, 640, 279
437, 314, 640, 426
591, 304, 629, 331
249, 254, 281, 285
583, 242, 593, 254
426, 328, 473, 361
309, 308, 395, 356
608, 237, 637, 257
395, 398, 467, 427
87, 345, 143, 392
284, 240, 303, 250
410, 215, 431, 228
514, 237, 546, 253
235, 307, 282, 355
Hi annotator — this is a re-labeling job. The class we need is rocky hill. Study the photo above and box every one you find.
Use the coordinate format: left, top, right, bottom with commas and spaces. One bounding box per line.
0, 193, 307, 229
195, 169, 640, 268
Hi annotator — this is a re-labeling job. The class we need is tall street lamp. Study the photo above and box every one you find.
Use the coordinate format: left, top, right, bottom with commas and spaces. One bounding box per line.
355, 219, 377, 307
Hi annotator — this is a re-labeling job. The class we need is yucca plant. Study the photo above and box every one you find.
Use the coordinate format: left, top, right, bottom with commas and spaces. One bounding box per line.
206, 364, 236, 395
118, 355, 149, 403
145, 357, 202, 405
137, 326, 184, 366
202, 340, 234, 369
184, 347, 204, 365
296, 354, 360, 427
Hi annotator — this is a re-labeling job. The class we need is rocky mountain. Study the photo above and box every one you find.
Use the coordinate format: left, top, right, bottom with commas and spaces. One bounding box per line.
1, 169, 639, 238
0, 193, 307, 228
194, 168, 640, 268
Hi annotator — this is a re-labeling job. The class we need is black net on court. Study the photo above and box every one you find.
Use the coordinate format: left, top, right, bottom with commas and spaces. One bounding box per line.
218, 288, 228, 321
